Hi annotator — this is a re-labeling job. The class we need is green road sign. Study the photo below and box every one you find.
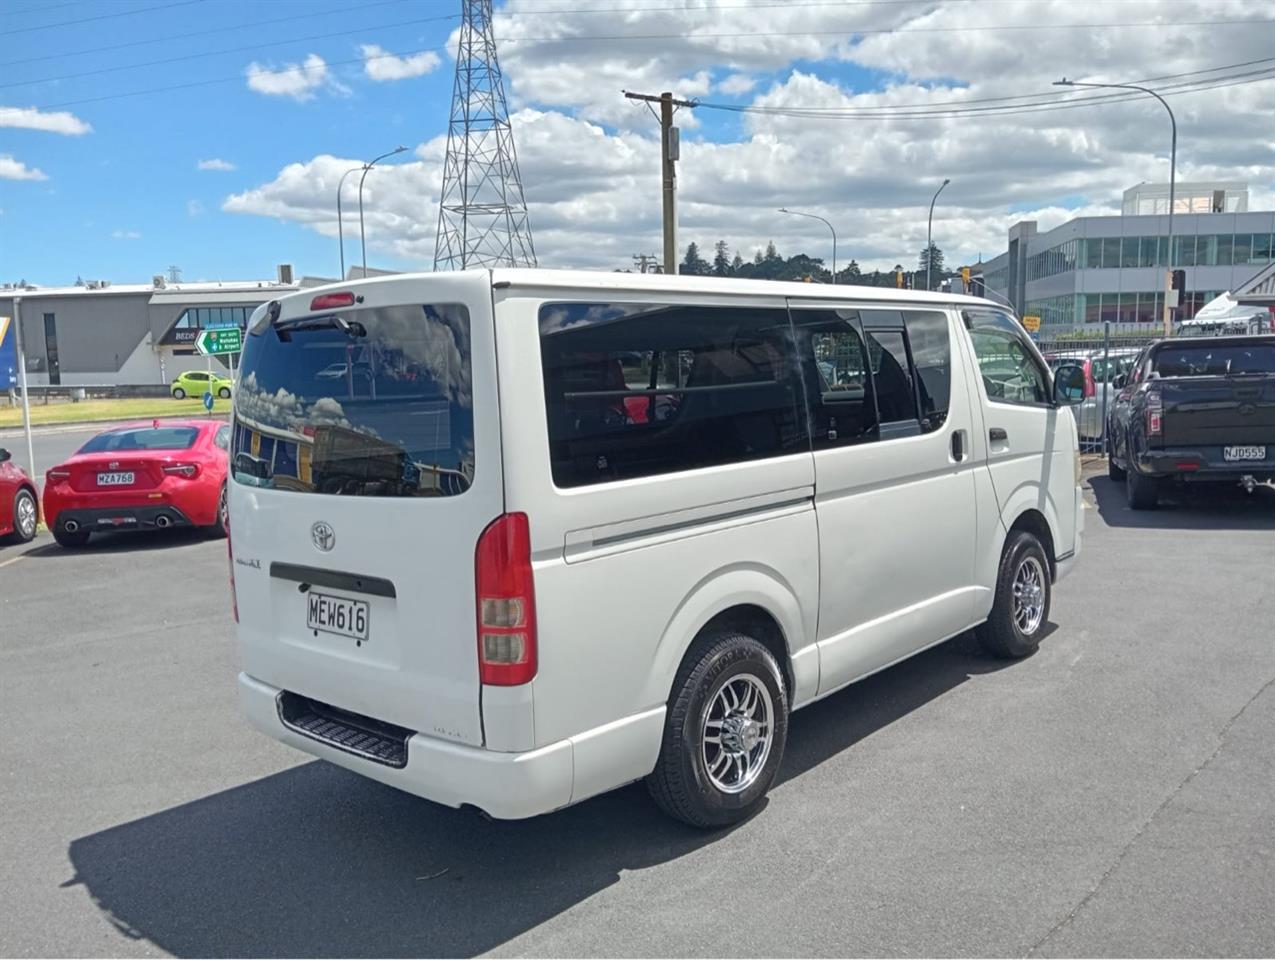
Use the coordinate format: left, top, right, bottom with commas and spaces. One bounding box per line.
195, 326, 243, 355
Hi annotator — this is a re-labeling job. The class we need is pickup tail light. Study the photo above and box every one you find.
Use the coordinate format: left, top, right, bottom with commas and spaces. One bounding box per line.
1145, 388, 1163, 437
163, 463, 200, 478
475, 513, 537, 686
1083, 362, 1095, 399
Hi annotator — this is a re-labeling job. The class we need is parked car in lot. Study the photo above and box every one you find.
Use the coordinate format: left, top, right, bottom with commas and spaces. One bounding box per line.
43, 419, 230, 547
1045, 348, 1141, 440
1107, 335, 1275, 508
229, 271, 1085, 828
0, 447, 38, 544
172, 370, 232, 400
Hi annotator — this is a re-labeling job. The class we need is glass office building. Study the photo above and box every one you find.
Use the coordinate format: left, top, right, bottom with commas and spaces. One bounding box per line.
978, 183, 1275, 329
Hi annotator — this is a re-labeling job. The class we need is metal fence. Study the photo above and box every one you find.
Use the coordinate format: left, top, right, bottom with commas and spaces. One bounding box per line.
1035, 326, 1160, 456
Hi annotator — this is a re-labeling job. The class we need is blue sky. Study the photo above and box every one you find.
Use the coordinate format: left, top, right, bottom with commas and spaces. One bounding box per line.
3, 0, 1273, 285
3, 0, 470, 284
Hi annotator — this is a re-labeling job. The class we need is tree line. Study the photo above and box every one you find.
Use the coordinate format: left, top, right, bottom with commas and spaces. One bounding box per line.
667, 239, 954, 289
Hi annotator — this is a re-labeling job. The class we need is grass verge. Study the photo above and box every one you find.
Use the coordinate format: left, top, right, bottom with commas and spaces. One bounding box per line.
0, 397, 231, 429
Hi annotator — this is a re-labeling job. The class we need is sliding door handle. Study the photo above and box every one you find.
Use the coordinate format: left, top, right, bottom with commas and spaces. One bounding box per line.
951, 430, 965, 461
989, 427, 1008, 442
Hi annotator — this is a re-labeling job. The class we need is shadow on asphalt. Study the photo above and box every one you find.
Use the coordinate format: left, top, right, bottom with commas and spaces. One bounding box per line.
19, 526, 218, 558
1089, 473, 1275, 531
65, 633, 1023, 957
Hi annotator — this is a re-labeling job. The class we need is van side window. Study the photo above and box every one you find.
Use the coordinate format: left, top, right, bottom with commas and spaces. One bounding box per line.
789, 309, 878, 449
864, 329, 918, 423
538, 302, 804, 487
968, 325, 1050, 405
901, 311, 951, 431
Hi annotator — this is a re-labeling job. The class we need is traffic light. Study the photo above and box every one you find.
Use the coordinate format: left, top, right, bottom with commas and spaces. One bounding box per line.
895, 270, 904, 288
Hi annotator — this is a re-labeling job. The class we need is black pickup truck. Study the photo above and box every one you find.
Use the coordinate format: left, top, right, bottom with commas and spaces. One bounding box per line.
1107, 335, 1275, 509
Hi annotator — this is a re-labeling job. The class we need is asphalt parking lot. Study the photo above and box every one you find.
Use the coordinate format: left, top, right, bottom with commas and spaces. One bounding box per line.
2, 474, 1274, 958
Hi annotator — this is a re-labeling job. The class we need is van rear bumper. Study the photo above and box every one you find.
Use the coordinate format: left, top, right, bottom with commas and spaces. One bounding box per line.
238, 673, 663, 819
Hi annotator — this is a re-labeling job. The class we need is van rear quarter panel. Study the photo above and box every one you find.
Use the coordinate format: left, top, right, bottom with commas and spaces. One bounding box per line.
493, 287, 820, 750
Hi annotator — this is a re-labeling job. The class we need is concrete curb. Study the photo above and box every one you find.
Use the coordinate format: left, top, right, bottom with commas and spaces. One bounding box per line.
0, 412, 229, 440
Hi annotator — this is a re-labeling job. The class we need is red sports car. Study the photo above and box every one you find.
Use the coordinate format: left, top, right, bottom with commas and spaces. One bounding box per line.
0, 446, 39, 545
43, 419, 230, 548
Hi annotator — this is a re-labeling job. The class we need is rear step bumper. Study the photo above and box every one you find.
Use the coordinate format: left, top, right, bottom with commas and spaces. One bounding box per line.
242, 673, 627, 819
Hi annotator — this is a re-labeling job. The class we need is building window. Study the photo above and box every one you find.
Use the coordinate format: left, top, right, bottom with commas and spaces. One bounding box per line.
1215, 233, 1235, 266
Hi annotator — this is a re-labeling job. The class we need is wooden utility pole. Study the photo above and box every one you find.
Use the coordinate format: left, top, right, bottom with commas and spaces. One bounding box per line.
624, 90, 697, 275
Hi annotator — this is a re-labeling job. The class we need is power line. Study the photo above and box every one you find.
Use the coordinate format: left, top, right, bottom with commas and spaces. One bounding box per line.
497, 18, 1275, 43
0, 0, 411, 67
0, 0, 207, 37
707, 56, 1275, 114
0, 12, 463, 90
696, 68, 1275, 121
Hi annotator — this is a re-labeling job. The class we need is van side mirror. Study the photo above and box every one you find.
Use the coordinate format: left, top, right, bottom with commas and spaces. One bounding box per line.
1052, 363, 1085, 405
0, 448, 9, 463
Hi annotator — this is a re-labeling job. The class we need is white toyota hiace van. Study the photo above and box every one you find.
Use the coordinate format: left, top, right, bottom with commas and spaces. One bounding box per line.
229, 269, 1084, 827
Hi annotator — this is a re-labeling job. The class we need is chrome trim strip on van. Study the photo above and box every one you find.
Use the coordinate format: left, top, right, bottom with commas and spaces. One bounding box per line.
565, 485, 814, 562
269, 562, 397, 599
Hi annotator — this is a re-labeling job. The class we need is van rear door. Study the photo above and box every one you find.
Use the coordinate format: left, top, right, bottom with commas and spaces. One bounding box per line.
228, 272, 500, 748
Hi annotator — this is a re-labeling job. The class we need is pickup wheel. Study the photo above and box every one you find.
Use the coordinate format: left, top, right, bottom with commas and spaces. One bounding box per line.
976, 530, 1050, 659
647, 631, 788, 829
1126, 468, 1159, 510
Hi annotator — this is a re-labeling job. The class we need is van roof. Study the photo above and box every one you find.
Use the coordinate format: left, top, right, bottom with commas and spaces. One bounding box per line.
294, 268, 1004, 311
489, 268, 994, 308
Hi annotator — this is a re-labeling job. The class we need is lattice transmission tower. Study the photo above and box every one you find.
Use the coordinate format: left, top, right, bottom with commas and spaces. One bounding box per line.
433, 0, 536, 270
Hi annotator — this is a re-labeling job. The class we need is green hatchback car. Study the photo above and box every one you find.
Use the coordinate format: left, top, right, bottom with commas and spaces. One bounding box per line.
172, 370, 233, 400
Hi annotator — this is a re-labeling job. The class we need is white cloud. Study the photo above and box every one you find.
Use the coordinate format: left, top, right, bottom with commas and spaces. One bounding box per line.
197, 158, 236, 171
361, 44, 441, 82
187, 199, 205, 217
717, 73, 756, 96
226, 0, 1275, 273
0, 105, 92, 136
111, 229, 142, 240
246, 54, 337, 101
0, 154, 47, 181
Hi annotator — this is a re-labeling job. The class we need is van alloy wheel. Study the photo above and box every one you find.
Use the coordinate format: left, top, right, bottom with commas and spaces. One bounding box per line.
1011, 555, 1046, 636
702, 673, 774, 794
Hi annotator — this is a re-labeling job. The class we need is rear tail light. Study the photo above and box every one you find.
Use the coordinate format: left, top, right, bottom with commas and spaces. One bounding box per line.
163, 463, 200, 478
48, 467, 71, 482
1083, 362, 1095, 399
1145, 388, 1163, 436
475, 513, 537, 686
310, 291, 356, 311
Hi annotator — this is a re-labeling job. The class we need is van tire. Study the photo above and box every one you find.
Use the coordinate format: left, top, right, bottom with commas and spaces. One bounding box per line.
647, 631, 788, 829
975, 531, 1051, 659
1107, 455, 1126, 481
1126, 469, 1159, 510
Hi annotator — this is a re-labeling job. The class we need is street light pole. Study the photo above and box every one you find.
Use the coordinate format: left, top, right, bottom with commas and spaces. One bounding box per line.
358, 145, 409, 276
336, 165, 365, 280
1056, 78, 1177, 336
926, 178, 950, 291
778, 208, 837, 282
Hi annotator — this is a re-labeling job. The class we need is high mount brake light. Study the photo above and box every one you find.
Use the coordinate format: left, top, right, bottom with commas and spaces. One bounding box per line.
310, 292, 357, 311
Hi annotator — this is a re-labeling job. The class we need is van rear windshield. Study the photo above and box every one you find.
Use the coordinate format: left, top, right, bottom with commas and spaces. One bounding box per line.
232, 303, 474, 497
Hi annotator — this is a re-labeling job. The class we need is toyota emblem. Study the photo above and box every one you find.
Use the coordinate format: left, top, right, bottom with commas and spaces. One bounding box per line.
311, 521, 335, 552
